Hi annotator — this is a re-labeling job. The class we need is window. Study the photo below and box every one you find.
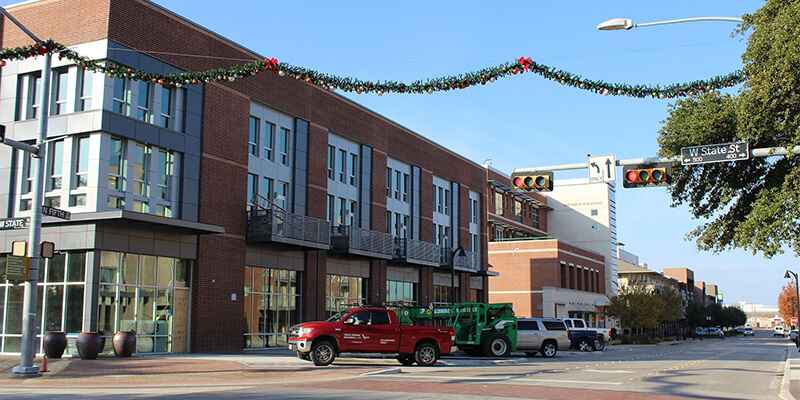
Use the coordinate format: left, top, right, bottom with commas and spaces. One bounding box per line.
513, 200, 522, 220
542, 321, 567, 331
132, 200, 149, 213
386, 168, 392, 197
45, 196, 61, 208
470, 199, 478, 223
279, 127, 290, 165
338, 149, 346, 182
159, 86, 174, 128
386, 280, 416, 303
327, 195, 335, 222
350, 311, 371, 325
108, 137, 126, 191
48, 140, 64, 190
325, 274, 367, 316
276, 181, 289, 209
264, 122, 275, 161
444, 189, 450, 216
74, 136, 89, 188
338, 198, 347, 226
20, 152, 33, 194
78, 68, 93, 111
248, 116, 260, 157
350, 201, 358, 226
52, 68, 69, 115
156, 204, 172, 217
18, 72, 41, 120
135, 81, 153, 121
349, 153, 358, 186
158, 150, 174, 201
386, 210, 392, 234
470, 233, 478, 253
402, 174, 409, 202
243, 267, 301, 348
247, 173, 258, 207
69, 194, 86, 207
573, 320, 585, 328
327, 146, 335, 179
108, 196, 125, 209
437, 187, 444, 213
263, 177, 274, 202
518, 321, 539, 331
403, 215, 410, 238
131, 143, 151, 197
494, 191, 503, 215
19, 198, 32, 211
531, 207, 540, 229
371, 311, 390, 325
394, 171, 401, 200
112, 78, 131, 115
591, 209, 598, 217
394, 212, 401, 236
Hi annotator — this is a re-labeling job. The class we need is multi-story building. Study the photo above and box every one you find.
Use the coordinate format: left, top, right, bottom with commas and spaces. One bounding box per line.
736, 302, 782, 328
0, 0, 490, 355
486, 168, 609, 327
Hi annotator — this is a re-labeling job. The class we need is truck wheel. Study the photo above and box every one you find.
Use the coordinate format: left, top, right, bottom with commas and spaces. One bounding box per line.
592, 338, 606, 351
397, 354, 415, 366
297, 351, 311, 361
540, 341, 557, 358
577, 338, 592, 352
414, 342, 439, 367
311, 340, 336, 366
483, 334, 511, 357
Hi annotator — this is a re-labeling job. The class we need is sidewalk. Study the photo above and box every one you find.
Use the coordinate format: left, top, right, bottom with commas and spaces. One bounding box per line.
786, 355, 800, 400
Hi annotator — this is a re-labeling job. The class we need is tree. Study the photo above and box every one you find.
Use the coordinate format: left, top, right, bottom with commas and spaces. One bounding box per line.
657, 1, 800, 257
607, 286, 684, 336
779, 282, 799, 325
685, 300, 707, 329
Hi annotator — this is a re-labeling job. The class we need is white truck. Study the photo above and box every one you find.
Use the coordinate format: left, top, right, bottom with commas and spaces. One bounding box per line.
562, 318, 612, 343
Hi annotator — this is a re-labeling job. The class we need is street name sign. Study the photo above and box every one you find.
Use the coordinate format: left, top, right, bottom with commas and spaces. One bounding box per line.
0, 217, 28, 231
41, 205, 71, 220
681, 141, 749, 166
5, 255, 30, 282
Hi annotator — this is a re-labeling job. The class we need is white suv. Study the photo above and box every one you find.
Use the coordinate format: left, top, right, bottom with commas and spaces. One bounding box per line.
774, 326, 786, 337
517, 318, 570, 358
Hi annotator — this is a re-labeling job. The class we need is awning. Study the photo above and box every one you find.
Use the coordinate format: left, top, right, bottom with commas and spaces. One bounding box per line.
42, 210, 225, 235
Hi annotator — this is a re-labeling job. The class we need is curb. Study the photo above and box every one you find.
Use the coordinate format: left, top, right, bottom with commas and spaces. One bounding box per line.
782, 345, 797, 400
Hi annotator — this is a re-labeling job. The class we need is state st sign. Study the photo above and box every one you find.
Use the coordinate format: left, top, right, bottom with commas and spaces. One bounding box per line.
681, 141, 749, 166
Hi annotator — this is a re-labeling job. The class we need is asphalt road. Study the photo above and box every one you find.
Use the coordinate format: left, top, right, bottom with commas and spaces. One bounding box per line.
0, 331, 790, 400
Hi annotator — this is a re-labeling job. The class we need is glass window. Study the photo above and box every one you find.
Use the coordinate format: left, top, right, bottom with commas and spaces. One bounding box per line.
338, 198, 347, 226
279, 128, 290, 165
243, 267, 301, 348
79, 68, 93, 111
159, 86, 174, 128
394, 171, 401, 200
74, 136, 90, 188
338, 149, 346, 183
49, 140, 64, 190
386, 168, 392, 197
157, 257, 174, 288
20, 152, 33, 194
140, 256, 156, 286
542, 321, 566, 331
263, 177, 274, 202
371, 311, 390, 325
52, 68, 69, 115
107, 196, 125, 210
100, 252, 121, 284
123, 254, 139, 285
386, 280, 416, 303
437, 187, 444, 213
248, 116, 260, 157
326, 194, 335, 222
349, 153, 358, 186
68, 252, 86, 282
444, 189, 450, 216
264, 122, 275, 161
44, 196, 61, 208
386, 210, 392, 234
325, 274, 366, 317
19, 198, 32, 211
108, 136, 126, 191
158, 150, 174, 201
47, 253, 66, 283
327, 145, 335, 179
403, 174, 409, 202
136, 80, 153, 121
112, 78, 131, 115
494, 191, 503, 215
247, 173, 258, 207
350, 201, 357, 226
131, 144, 151, 197
518, 321, 539, 331
276, 181, 288, 209
17, 72, 41, 120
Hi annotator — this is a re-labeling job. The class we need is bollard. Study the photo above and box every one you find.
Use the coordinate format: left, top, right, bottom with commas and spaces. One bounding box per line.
40, 356, 48, 373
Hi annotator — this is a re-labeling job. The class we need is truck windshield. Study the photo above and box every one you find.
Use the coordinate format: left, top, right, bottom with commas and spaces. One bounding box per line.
326, 312, 345, 322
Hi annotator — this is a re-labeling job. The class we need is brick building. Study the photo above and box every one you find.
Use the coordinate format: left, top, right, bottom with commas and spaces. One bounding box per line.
486, 168, 609, 327
0, 0, 490, 355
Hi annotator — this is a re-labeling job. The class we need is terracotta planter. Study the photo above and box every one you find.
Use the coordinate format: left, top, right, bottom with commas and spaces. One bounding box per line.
76, 332, 102, 360
43, 331, 67, 359
113, 331, 137, 357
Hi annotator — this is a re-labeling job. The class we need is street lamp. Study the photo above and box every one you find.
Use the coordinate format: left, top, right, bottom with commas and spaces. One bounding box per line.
451, 246, 466, 304
785, 270, 800, 329
597, 16, 743, 31
0, 6, 52, 377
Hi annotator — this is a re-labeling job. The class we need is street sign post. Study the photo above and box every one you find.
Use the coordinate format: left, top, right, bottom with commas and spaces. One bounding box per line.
41, 205, 70, 220
5, 255, 31, 283
681, 141, 749, 166
0, 217, 28, 231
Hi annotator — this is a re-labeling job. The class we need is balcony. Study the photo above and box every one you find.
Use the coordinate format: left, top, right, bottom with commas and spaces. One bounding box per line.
438, 249, 482, 272
247, 208, 330, 250
392, 238, 442, 267
331, 225, 394, 259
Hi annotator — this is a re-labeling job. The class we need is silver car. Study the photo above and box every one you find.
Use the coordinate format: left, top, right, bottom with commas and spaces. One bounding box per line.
516, 318, 571, 358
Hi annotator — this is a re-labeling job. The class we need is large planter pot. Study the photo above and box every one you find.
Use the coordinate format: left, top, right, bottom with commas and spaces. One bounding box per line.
43, 331, 67, 359
113, 331, 136, 357
76, 332, 102, 360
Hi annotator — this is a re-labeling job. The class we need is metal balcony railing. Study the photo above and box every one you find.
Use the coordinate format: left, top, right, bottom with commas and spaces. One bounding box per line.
394, 238, 441, 267
247, 208, 330, 249
331, 225, 394, 259
438, 249, 481, 272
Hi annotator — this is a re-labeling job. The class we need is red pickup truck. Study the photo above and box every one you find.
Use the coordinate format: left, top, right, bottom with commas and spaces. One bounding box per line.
288, 306, 455, 366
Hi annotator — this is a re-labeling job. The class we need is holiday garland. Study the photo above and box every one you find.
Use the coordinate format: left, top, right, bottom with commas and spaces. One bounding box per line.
0, 40, 746, 98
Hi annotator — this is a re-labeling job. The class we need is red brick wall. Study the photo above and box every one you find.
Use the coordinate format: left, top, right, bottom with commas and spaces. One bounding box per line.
2, 0, 110, 47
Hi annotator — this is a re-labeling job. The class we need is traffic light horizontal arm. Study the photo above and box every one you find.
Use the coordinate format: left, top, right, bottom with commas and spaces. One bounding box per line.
0, 137, 40, 156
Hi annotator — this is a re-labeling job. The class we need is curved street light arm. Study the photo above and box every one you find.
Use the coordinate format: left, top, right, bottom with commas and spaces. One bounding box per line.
635, 16, 744, 28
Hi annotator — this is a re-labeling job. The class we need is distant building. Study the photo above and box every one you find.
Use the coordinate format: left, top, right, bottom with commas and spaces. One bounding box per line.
736, 302, 782, 328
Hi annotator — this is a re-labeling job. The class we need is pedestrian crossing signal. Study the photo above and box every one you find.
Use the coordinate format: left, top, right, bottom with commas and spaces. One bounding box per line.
622, 163, 672, 188
511, 171, 553, 192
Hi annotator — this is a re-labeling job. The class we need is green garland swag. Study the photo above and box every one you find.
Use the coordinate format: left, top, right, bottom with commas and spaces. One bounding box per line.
0, 40, 745, 99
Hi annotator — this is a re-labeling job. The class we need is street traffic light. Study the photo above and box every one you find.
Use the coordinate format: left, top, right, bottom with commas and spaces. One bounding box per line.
0, 124, 5, 143
622, 163, 673, 188
511, 171, 553, 192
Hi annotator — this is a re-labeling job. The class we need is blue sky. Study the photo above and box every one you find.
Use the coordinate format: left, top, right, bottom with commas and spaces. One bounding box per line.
151, 0, 789, 305
11, 0, 783, 304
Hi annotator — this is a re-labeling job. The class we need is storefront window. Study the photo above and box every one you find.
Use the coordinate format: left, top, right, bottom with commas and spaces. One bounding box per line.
243, 266, 301, 349
96, 251, 191, 354
0, 252, 86, 355
326, 274, 367, 317
386, 280, 416, 303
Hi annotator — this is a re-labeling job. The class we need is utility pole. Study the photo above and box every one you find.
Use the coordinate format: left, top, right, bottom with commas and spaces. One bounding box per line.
786, 270, 800, 330
0, 6, 51, 377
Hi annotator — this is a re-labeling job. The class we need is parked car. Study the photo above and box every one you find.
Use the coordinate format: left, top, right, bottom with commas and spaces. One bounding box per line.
774, 326, 786, 337
562, 318, 611, 342
288, 306, 455, 366
516, 318, 570, 358
704, 327, 725, 339
695, 327, 707, 337
568, 329, 606, 351
790, 330, 799, 341
735, 327, 754, 336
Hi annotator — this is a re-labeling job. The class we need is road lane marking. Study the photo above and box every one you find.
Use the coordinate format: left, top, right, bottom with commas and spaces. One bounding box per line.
583, 369, 633, 374
517, 378, 624, 385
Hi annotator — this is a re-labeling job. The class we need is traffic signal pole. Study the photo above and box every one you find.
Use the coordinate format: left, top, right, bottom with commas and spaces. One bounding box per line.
0, 6, 51, 377
512, 145, 800, 175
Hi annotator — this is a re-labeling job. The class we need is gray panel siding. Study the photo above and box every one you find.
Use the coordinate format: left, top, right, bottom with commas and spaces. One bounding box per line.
292, 118, 309, 215
0, 146, 15, 218
412, 166, 421, 240
451, 182, 460, 249
360, 145, 373, 229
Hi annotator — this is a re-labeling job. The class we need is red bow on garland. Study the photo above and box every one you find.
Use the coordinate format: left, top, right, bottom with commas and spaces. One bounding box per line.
517, 56, 533, 71
263, 57, 279, 71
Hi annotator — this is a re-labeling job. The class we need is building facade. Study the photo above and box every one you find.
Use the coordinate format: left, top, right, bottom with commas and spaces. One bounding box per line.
0, 0, 490, 355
